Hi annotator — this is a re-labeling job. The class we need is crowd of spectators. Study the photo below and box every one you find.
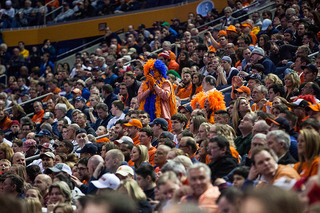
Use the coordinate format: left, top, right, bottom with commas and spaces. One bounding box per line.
1, 0, 320, 213
0, 0, 188, 28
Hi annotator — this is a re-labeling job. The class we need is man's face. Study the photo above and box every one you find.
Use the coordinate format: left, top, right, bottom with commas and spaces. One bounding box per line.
159, 180, 181, 201
303, 68, 316, 82
42, 156, 54, 169
77, 163, 88, 180
136, 174, 149, 190
104, 153, 115, 171
2, 178, 14, 193
214, 114, 228, 124
243, 49, 251, 61
75, 100, 85, 109
119, 143, 131, 160
178, 138, 190, 154
266, 135, 282, 156
124, 76, 135, 87
251, 138, 266, 150
33, 103, 42, 113
96, 109, 108, 120
301, 82, 313, 95
154, 147, 167, 166
188, 167, 210, 197
239, 114, 254, 132
139, 113, 150, 127
268, 88, 277, 102
139, 131, 151, 147
114, 124, 124, 139
34, 175, 49, 193
76, 133, 88, 147
10, 124, 19, 133
182, 73, 191, 85
253, 150, 276, 176
126, 126, 138, 138
57, 142, 68, 154
13, 153, 26, 166
76, 114, 86, 126
207, 141, 225, 161
119, 85, 128, 95
171, 119, 184, 132
252, 87, 264, 103
250, 53, 261, 64
110, 104, 117, 116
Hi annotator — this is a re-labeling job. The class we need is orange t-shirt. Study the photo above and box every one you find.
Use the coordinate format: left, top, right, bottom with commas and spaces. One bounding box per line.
148, 146, 156, 166
251, 101, 272, 113
0, 116, 12, 131
132, 135, 140, 145
230, 146, 240, 163
32, 110, 45, 124
195, 85, 203, 95
177, 83, 192, 99
96, 137, 110, 143
294, 157, 319, 178
168, 60, 179, 72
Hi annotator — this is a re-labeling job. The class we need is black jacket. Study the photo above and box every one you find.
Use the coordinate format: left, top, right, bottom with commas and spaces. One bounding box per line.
209, 155, 238, 183
278, 151, 297, 165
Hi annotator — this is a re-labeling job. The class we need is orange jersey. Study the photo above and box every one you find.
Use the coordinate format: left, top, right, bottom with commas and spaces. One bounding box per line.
294, 157, 319, 178
177, 84, 192, 99
32, 110, 45, 124
96, 137, 110, 143
148, 146, 156, 166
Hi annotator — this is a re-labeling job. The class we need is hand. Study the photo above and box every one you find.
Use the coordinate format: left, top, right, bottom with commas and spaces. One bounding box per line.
93, 162, 105, 179
173, 185, 193, 201
217, 65, 223, 74
70, 175, 83, 187
232, 76, 243, 88
248, 165, 259, 180
89, 107, 94, 113
47, 201, 60, 213
257, 99, 267, 110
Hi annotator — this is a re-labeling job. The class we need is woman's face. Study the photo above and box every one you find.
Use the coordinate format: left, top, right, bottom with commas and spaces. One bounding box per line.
12, 143, 22, 153
199, 141, 207, 156
192, 75, 200, 85
198, 125, 207, 140
130, 147, 140, 162
259, 37, 265, 47
239, 99, 250, 113
284, 76, 293, 88
180, 53, 186, 61
297, 134, 306, 156
49, 187, 66, 204
26, 189, 40, 201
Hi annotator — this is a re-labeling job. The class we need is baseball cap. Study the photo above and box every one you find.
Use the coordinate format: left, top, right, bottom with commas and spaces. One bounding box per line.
42, 112, 54, 120
36, 129, 52, 137
38, 143, 54, 152
171, 18, 180, 22
149, 118, 168, 130
301, 64, 318, 74
75, 96, 86, 102
158, 51, 170, 59
123, 119, 143, 129
159, 131, 174, 140
178, 105, 193, 113
307, 103, 320, 112
161, 22, 170, 27
10, 120, 19, 127
91, 173, 120, 190
290, 99, 310, 108
115, 136, 133, 144
222, 56, 232, 64
77, 79, 86, 87
246, 73, 262, 82
40, 152, 55, 159
72, 88, 82, 94
266, 117, 290, 133
138, 24, 145, 29
76, 128, 87, 135
261, 19, 272, 31
128, 48, 136, 55
241, 22, 253, 29
115, 165, 134, 177
23, 139, 37, 152
235, 86, 251, 95
49, 163, 72, 176
76, 143, 97, 154
252, 47, 265, 56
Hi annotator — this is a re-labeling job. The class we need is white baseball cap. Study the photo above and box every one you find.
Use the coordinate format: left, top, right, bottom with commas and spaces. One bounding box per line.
116, 165, 134, 177
49, 163, 72, 176
91, 173, 120, 190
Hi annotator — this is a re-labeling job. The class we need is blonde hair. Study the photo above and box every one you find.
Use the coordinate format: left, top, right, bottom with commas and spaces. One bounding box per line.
284, 72, 300, 91
56, 96, 74, 110
118, 179, 146, 201
297, 129, 320, 173
264, 73, 283, 86
53, 203, 74, 213
25, 198, 42, 213
134, 145, 149, 168
232, 97, 252, 131
0, 143, 14, 161
213, 123, 236, 147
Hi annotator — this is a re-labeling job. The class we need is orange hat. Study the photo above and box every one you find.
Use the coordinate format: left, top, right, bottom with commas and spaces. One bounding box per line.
241, 23, 253, 29
158, 51, 170, 59
72, 88, 82, 94
218, 30, 227, 36
307, 103, 320, 112
227, 25, 237, 33
235, 86, 251, 95
123, 119, 142, 129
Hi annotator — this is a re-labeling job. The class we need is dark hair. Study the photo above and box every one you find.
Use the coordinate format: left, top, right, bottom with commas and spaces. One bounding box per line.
135, 164, 156, 182
171, 113, 188, 128
26, 165, 41, 183
139, 127, 153, 138
269, 84, 284, 97
252, 63, 265, 74
78, 156, 90, 166
301, 118, 320, 131
5, 174, 24, 193
112, 100, 124, 111
209, 135, 231, 156
61, 140, 74, 154
102, 84, 114, 94
95, 103, 108, 111
181, 130, 194, 137
54, 173, 74, 190
204, 75, 216, 86
158, 138, 175, 148
232, 166, 250, 179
